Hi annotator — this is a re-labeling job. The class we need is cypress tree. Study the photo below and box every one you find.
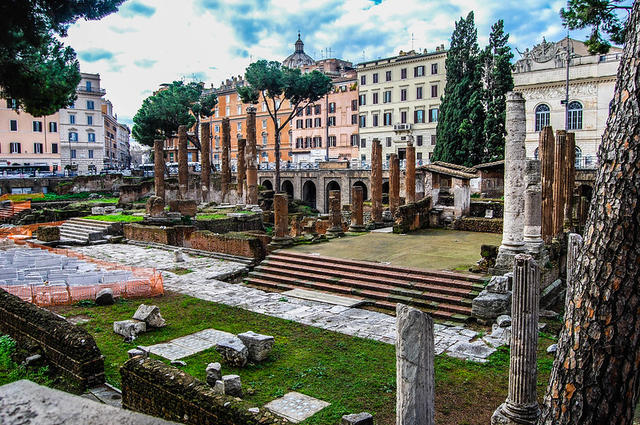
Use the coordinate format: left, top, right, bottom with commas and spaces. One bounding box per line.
433, 11, 485, 166
482, 19, 514, 163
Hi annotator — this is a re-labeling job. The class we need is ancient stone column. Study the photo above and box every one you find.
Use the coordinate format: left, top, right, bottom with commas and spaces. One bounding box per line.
396, 304, 435, 425
245, 107, 258, 205
270, 193, 292, 248
565, 232, 583, 301
327, 190, 344, 236
539, 127, 555, 243
201, 122, 211, 202
563, 132, 576, 230
371, 139, 383, 224
491, 254, 540, 425
495, 92, 527, 272
552, 130, 567, 238
221, 117, 231, 198
177, 125, 188, 197
237, 138, 246, 200
153, 139, 165, 200
523, 160, 543, 254
349, 186, 366, 232
405, 142, 416, 204
389, 153, 400, 215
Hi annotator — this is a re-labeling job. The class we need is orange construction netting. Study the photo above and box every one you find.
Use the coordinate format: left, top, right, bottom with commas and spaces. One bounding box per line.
1, 232, 163, 306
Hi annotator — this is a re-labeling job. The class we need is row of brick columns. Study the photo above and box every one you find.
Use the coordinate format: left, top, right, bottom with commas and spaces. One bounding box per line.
201, 122, 211, 201
245, 107, 258, 205
371, 138, 383, 224
153, 139, 165, 200
177, 125, 188, 198
389, 153, 400, 215
348, 186, 366, 232
405, 142, 416, 204
221, 117, 231, 200
237, 139, 246, 199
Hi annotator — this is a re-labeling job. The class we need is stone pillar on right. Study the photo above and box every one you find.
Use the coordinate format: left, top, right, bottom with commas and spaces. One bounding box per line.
405, 142, 416, 204
237, 138, 246, 200
348, 186, 366, 232
153, 139, 165, 200
177, 125, 188, 198
221, 117, 231, 200
491, 254, 540, 425
201, 122, 211, 202
370, 138, 383, 225
389, 153, 400, 215
494, 92, 527, 273
269, 193, 292, 249
523, 160, 543, 255
326, 190, 344, 237
245, 107, 258, 205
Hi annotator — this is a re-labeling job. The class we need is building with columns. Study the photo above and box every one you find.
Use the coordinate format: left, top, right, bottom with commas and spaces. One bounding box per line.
513, 37, 621, 167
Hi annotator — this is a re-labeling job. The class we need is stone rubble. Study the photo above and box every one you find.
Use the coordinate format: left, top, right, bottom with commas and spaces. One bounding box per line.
342, 412, 374, 425
222, 374, 242, 397
215, 338, 249, 367
237, 331, 274, 362
95, 288, 115, 306
113, 319, 146, 340
205, 362, 222, 386
133, 304, 166, 328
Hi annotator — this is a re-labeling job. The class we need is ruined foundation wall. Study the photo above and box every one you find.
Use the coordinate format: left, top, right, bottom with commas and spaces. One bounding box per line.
186, 231, 267, 260
453, 217, 503, 234
393, 196, 432, 234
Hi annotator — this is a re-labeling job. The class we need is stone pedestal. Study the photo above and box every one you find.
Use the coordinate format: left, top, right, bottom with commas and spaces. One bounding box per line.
326, 190, 344, 236
552, 130, 566, 238
491, 254, 540, 425
153, 139, 165, 200
523, 160, 543, 254
246, 107, 258, 205
405, 142, 416, 204
389, 153, 400, 215
221, 117, 231, 198
495, 92, 527, 273
177, 125, 188, 197
396, 304, 435, 425
539, 127, 555, 243
349, 186, 366, 232
370, 139, 383, 225
201, 122, 211, 202
237, 138, 246, 199
269, 193, 292, 248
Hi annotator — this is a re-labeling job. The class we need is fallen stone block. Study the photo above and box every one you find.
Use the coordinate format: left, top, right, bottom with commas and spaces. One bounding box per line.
114, 319, 146, 340
36, 226, 60, 242
212, 380, 225, 394
173, 249, 185, 263
132, 304, 166, 328
222, 374, 242, 397
471, 290, 511, 323
215, 338, 248, 367
342, 412, 374, 425
127, 348, 147, 359
206, 362, 222, 386
496, 315, 511, 328
95, 288, 115, 306
237, 331, 274, 362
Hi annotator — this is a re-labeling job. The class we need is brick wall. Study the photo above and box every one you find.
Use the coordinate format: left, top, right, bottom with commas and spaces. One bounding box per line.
121, 357, 291, 425
119, 180, 154, 203
393, 196, 432, 234
194, 215, 263, 234
0, 289, 104, 392
469, 200, 504, 218
452, 217, 503, 233
123, 224, 196, 246
187, 231, 266, 260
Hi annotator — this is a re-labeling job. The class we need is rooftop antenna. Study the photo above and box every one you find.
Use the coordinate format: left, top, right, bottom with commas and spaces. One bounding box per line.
362, 50, 365, 62
411, 33, 415, 51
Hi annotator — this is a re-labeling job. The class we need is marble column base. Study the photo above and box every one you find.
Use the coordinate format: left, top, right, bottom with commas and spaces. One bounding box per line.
268, 236, 293, 250
492, 244, 526, 274
348, 224, 367, 233
491, 403, 539, 425
326, 227, 344, 237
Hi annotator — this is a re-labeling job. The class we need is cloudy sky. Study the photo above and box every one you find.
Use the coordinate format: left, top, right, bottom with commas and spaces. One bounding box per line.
64, 0, 581, 135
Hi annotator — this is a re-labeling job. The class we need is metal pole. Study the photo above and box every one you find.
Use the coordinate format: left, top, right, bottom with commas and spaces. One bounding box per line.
564, 32, 570, 131
325, 93, 330, 162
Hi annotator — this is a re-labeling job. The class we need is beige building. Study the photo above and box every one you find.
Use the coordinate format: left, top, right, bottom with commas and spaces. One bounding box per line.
356, 47, 447, 165
0, 99, 61, 173
116, 122, 131, 169
513, 38, 621, 167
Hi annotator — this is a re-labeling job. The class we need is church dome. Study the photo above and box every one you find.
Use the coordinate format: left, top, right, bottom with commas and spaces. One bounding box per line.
282, 33, 315, 69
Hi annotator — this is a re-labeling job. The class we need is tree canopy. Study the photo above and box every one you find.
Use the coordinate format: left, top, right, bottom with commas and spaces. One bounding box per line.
132, 81, 217, 148
561, 0, 633, 53
0, 0, 124, 116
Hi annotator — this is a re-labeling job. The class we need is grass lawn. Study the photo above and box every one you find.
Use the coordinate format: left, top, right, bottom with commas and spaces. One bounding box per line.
83, 214, 144, 222
51, 291, 557, 425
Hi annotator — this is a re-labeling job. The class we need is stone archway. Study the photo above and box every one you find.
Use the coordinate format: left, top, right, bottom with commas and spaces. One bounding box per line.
325, 180, 340, 212
262, 179, 273, 191
302, 180, 317, 209
281, 180, 294, 199
353, 181, 368, 200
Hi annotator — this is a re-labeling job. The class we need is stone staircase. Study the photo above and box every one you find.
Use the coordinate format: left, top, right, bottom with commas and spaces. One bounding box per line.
246, 251, 486, 322
59, 218, 113, 245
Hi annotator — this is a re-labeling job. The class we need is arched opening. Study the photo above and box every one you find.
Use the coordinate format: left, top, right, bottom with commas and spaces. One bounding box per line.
568, 101, 583, 130
382, 181, 389, 205
325, 180, 340, 212
353, 181, 368, 200
535, 104, 550, 132
281, 180, 294, 198
302, 180, 317, 209
262, 179, 273, 191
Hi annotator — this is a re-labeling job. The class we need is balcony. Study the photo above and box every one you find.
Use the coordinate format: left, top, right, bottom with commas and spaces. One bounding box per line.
76, 87, 106, 96
393, 123, 413, 132
575, 156, 597, 170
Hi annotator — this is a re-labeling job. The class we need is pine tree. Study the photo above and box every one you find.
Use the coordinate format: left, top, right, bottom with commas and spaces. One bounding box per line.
433, 11, 485, 166
482, 20, 514, 163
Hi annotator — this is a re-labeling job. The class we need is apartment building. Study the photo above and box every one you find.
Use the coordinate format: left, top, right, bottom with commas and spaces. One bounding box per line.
116, 122, 131, 169
356, 47, 447, 164
0, 99, 61, 172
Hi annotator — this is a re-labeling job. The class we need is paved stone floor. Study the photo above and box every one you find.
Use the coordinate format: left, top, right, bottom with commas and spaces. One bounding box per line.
264, 392, 330, 423
73, 244, 502, 362
140, 328, 237, 361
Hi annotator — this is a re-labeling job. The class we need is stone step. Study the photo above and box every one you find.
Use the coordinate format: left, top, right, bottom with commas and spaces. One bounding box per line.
66, 218, 113, 228
252, 266, 474, 306
60, 224, 108, 235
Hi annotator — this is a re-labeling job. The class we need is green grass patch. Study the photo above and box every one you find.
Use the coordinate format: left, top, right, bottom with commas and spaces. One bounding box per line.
168, 268, 194, 275
0, 335, 53, 387
30, 192, 116, 202
83, 214, 144, 222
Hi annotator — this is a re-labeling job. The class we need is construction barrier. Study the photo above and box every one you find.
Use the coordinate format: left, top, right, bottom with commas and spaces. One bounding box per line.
0, 200, 31, 220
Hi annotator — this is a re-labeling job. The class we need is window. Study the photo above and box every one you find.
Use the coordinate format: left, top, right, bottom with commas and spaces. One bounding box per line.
225, 95, 230, 102
214, 124, 220, 133
372, 114, 379, 127
187, 152, 193, 162
328, 136, 336, 147
351, 99, 358, 111
416, 86, 423, 99
262, 133, 267, 146
49, 122, 57, 132
70, 149, 76, 159
383, 112, 392, 126
86, 100, 94, 110
414, 109, 425, 123
535, 104, 550, 131
351, 114, 358, 125
428, 108, 438, 123
88, 133, 96, 142
305, 118, 312, 128
417, 152, 422, 160
87, 115, 93, 125
431, 63, 438, 74
226, 106, 230, 115
296, 108, 303, 117
262, 119, 267, 129
295, 137, 302, 148
314, 105, 321, 114
373, 73, 378, 83
351, 134, 359, 146
262, 102, 267, 112
215, 108, 219, 117
401, 111, 407, 123
372, 92, 379, 104
305, 106, 312, 115
383, 91, 391, 103
238, 105, 242, 115
52, 143, 58, 154
10, 120, 17, 131
313, 136, 322, 148
385, 70, 392, 81
34, 143, 43, 154
359, 94, 366, 106
431, 85, 438, 98
360, 75, 366, 85
416, 135, 423, 146
360, 138, 366, 148
237, 122, 242, 132
401, 68, 407, 79
68, 132, 78, 141
69, 114, 75, 124
88, 149, 94, 159
33, 121, 43, 132
314, 117, 321, 127
6, 99, 17, 109
214, 136, 219, 148
359, 115, 366, 128
296, 119, 303, 129
401, 89, 407, 101
414, 66, 425, 77
431, 135, 437, 145
386, 137, 392, 147
10, 142, 20, 153
85, 81, 92, 92
329, 102, 336, 113
328, 116, 336, 126
568, 101, 583, 130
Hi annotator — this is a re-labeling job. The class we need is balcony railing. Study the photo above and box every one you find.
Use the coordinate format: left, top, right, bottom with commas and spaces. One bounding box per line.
575, 156, 597, 170
76, 87, 106, 95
